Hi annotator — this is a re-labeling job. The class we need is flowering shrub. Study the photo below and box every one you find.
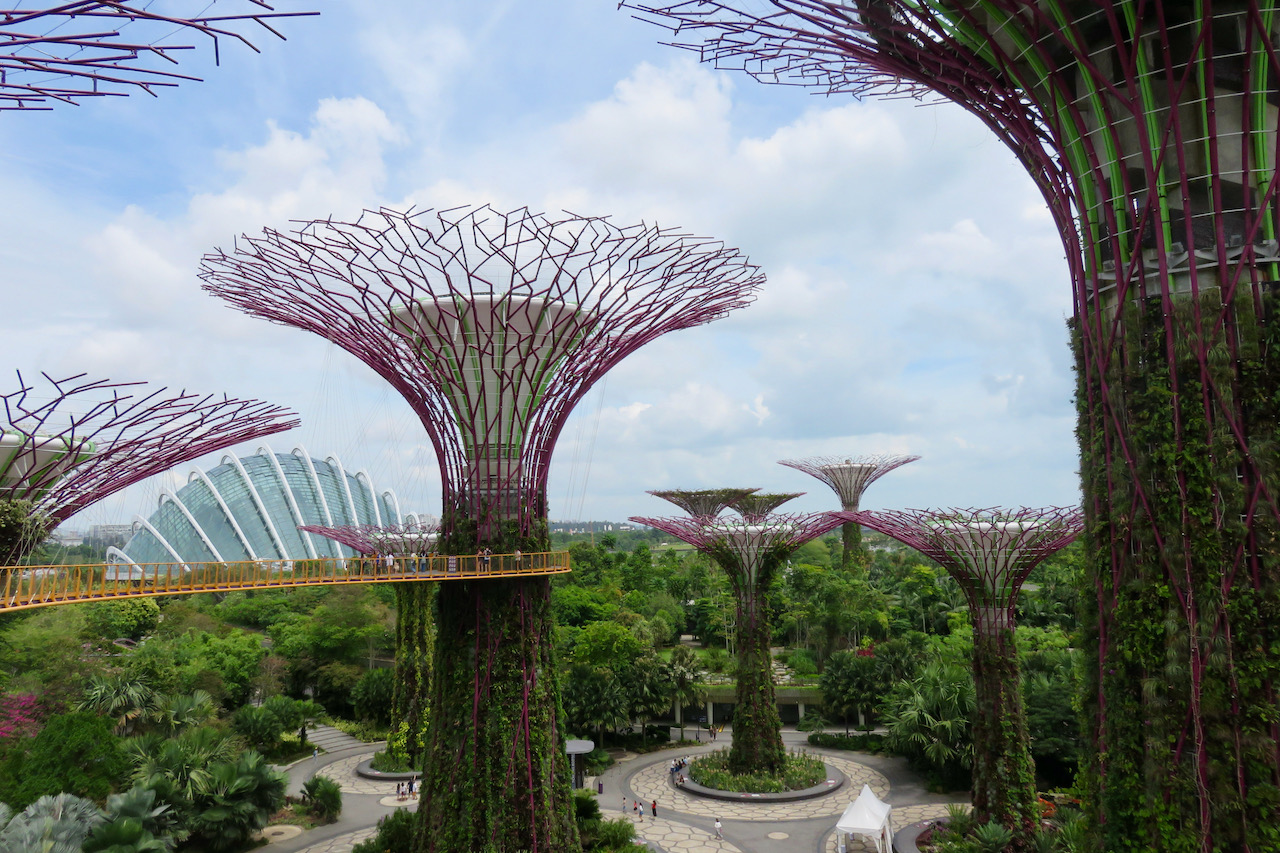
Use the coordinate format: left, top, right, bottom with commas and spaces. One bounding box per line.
0, 693, 47, 741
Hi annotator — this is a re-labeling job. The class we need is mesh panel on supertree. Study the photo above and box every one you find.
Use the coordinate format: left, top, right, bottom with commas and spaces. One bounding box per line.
0, 2, 315, 110
646, 487, 758, 518
846, 505, 1082, 838
0, 370, 298, 527
729, 490, 801, 520
201, 205, 763, 541
201, 203, 761, 853
631, 510, 842, 775
299, 520, 440, 557
628, 2, 1280, 844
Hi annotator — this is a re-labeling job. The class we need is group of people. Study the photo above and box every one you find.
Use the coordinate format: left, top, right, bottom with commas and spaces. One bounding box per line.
669, 756, 690, 787
396, 778, 419, 801
626, 798, 657, 822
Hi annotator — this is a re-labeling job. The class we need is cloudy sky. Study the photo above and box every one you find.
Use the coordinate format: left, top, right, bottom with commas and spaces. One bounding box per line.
1, 0, 1079, 531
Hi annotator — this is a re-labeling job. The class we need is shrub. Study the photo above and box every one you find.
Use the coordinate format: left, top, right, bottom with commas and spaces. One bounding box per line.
688, 749, 825, 793
704, 648, 728, 673
351, 668, 395, 726
787, 648, 819, 676
972, 820, 1014, 853
0, 711, 128, 809
232, 704, 285, 752
351, 808, 416, 853
806, 732, 886, 752
594, 817, 637, 849
369, 750, 414, 773
301, 774, 342, 822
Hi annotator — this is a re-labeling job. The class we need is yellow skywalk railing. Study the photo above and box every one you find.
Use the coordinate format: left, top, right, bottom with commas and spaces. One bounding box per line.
0, 551, 571, 612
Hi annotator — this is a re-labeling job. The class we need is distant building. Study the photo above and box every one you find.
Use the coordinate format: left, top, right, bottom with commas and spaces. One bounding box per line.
109, 445, 425, 566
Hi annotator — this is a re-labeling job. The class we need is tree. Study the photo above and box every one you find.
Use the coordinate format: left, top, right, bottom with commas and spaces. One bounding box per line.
0, 712, 128, 809
625, 656, 671, 745
572, 621, 645, 671
562, 664, 629, 744
352, 667, 396, 726
187, 752, 285, 851
665, 646, 706, 741
883, 662, 974, 790
821, 650, 890, 732
77, 677, 159, 736
0, 499, 52, 566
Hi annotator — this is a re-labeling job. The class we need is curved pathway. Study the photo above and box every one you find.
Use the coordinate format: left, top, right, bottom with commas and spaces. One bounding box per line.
264, 728, 966, 853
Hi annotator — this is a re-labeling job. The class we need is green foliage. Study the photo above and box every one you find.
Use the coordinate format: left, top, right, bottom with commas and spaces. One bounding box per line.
806, 732, 887, 752
0, 792, 105, 853
687, 748, 826, 793
593, 817, 638, 850
0, 499, 53, 565
83, 600, 161, 643
300, 774, 342, 822
352, 667, 395, 725
351, 808, 416, 853
78, 676, 160, 736
232, 704, 284, 752
0, 711, 128, 809
186, 751, 285, 851
971, 820, 1014, 853
883, 661, 974, 790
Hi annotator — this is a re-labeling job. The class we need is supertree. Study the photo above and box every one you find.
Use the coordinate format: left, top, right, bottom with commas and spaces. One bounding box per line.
0, 2, 314, 110
633, 494, 841, 775
647, 487, 757, 518
302, 520, 439, 767
627, 3, 1280, 846
200, 204, 761, 853
778, 454, 919, 571
844, 506, 1082, 844
0, 370, 297, 564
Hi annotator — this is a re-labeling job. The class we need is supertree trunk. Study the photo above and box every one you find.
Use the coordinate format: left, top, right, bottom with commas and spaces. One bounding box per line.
728, 571, 785, 775
839, 520, 864, 574
418, 514, 577, 853
391, 583, 435, 769
969, 604, 1038, 843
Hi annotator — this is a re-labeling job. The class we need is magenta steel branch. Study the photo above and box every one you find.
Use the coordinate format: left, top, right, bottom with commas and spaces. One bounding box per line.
200, 204, 763, 539
299, 521, 440, 557
0, 1, 315, 109
842, 506, 1085, 617
0, 370, 298, 522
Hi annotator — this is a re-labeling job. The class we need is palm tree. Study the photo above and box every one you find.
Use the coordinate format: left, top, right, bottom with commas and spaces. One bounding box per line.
152, 692, 215, 737
188, 752, 285, 852
77, 676, 159, 736
664, 646, 706, 741
0, 793, 105, 853
125, 728, 240, 803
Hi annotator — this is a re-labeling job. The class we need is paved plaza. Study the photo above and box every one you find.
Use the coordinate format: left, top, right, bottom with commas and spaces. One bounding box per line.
264, 728, 967, 853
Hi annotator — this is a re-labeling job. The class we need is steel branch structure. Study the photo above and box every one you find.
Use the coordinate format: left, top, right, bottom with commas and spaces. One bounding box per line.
779, 454, 919, 570
632, 509, 841, 775
299, 521, 440, 557
202, 203, 761, 853
730, 490, 801, 520
0, 2, 314, 110
0, 371, 297, 562
646, 487, 758, 518
846, 506, 1082, 841
629, 2, 1280, 845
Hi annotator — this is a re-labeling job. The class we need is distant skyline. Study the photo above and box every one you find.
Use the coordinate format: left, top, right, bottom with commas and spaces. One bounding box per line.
1, 1, 1078, 532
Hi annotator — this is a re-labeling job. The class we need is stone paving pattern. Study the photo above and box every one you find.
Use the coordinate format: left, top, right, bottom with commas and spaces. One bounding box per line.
628, 753, 890, 820
276, 732, 966, 853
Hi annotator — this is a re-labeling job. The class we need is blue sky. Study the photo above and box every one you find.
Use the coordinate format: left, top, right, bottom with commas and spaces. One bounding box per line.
1, 0, 1080, 530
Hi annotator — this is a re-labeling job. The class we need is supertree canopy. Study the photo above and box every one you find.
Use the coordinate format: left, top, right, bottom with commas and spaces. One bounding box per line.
629, 2, 1280, 847
0, 2, 314, 110
846, 506, 1083, 844
201, 204, 762, 853
779, 454, 918, 569
632, 501, 841, 775
299, 520, 440, 558
730, 490, 802, 520
0, 370, 297, 563
647, 487, 758, 518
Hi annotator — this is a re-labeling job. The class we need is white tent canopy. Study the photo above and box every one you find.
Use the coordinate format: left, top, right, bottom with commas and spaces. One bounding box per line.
835, 784, 894, 853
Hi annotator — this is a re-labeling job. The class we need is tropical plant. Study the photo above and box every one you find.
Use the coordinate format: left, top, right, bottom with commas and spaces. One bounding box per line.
123, 727, 240, 803
231, 704, 285, 752
0, 793, 105, 853
883, 662, 974, 788
187, 752, 285, 851
350, 808, 416, 853
351, 667, 395, 725
300, 775, 342, 822
77, 676, 159, 736
664, 645, 705, 740
151, 691, 215, 737
0, 712, 128, 809
972, 820, 1014, 853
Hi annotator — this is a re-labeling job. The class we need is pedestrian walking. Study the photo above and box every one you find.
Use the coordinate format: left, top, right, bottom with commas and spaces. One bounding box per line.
714, 817, 723, 839
621, 796, 626, 813
411, 776, 418, 798
651, 800, 657, 818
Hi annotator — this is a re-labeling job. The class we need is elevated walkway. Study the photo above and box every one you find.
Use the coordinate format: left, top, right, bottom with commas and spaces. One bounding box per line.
0, 551, 570, 612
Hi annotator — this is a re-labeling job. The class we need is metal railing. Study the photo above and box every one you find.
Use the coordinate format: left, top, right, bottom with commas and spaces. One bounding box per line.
0, 551, 571, 612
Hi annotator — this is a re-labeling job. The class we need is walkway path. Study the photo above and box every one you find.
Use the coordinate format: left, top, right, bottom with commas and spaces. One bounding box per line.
261, 727, 966, 853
